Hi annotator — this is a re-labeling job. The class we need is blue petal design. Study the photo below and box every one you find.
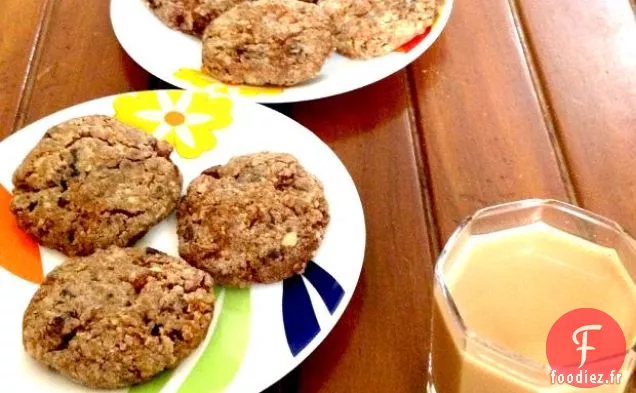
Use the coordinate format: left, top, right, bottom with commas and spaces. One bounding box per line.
303, 261, 345, 314
282, 275, 321, 356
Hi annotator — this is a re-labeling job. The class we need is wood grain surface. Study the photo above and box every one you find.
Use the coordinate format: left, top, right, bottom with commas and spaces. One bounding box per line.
0, 0, 635, 391
291, 73, 434, 393
409, 0, 571, 242
14, 0, 149, 129
0, 0, 51, 139
514, 0, 636, 232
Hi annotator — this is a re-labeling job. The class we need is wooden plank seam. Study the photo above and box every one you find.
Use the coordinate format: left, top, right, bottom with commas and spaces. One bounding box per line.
507, 0, 580, 206
405, 67, 443, 259
12, 0, 56, 133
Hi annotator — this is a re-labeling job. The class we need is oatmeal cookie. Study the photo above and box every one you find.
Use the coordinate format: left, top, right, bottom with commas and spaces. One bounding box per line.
202, 0, 334, 86
10, 115, 182, 256
22, 247, 215, 389
177, 152, 330, 286
144, 0, 248, 36
319, 0, 436, 58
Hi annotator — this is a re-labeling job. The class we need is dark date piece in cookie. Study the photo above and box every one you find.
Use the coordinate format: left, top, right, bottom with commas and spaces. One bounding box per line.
22, 247, 215, 389
10, 115, 182, 256
177, 152, 330, 287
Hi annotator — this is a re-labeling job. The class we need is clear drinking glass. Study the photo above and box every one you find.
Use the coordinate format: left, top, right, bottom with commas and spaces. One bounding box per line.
427, 199, 636, 393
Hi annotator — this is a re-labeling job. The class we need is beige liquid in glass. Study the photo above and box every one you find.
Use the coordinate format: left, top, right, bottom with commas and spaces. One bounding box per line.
430, 222, 636, 393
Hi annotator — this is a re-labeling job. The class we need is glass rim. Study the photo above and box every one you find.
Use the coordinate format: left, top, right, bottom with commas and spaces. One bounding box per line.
434, 198, 636, 375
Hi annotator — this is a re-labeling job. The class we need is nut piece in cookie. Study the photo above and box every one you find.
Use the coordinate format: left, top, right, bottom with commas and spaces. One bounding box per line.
319, 0, 436, 58
143, 0, 249, 36
10, 115, 182, 256
22, 247, 215, 389
177, 152, 330, 287
202, 0, 334, 86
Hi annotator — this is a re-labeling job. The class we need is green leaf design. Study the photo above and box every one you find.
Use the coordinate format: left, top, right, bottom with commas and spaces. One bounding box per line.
128, 287, 251, 393
178, 288, 251, 393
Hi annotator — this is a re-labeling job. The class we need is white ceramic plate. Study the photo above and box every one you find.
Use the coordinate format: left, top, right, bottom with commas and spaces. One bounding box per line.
0, 90, 365, 393
110, 0, 453, 103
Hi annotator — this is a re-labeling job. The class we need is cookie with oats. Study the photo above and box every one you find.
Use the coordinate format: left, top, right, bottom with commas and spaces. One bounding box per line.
144, 0, 249, 36
22, 246, 214, 389
10, 115, 182, 256
202, 0, 334, 86
177, 152, 330, 286
319, 0, 436, 58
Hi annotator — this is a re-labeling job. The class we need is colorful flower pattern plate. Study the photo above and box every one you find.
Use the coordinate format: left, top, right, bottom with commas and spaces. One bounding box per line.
0, 91, 365, 393
109, 0, 453, 103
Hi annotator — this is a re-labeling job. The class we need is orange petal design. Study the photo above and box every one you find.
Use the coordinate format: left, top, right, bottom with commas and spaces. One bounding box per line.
0, 184, 43, 284
396, 27, 431, 53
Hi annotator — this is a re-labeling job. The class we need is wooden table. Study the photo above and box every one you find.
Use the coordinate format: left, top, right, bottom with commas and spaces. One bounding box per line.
2, 0, 635, 391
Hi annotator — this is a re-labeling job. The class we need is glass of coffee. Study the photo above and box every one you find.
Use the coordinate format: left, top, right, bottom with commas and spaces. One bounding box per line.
428, 199, 636, 393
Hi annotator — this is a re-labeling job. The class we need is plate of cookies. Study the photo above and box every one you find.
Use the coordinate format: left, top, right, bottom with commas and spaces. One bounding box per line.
0, 90, 365, 392
110, 0, 452, 103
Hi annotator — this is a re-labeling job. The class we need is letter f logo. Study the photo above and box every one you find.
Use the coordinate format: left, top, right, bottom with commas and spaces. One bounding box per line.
572, 324, 602, 368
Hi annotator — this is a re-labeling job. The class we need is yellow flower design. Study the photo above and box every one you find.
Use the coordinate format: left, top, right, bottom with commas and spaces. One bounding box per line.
113, 91, 233, 159
174, 68, 284, 97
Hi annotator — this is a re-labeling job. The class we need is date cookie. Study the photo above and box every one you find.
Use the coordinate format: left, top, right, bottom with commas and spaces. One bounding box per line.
177, 152, 330, 287
202, 0, 334, 86
22, 247, 215, 389
10, 115, 182, 256
143, 0, 248, 36
319, 0, 436, 58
